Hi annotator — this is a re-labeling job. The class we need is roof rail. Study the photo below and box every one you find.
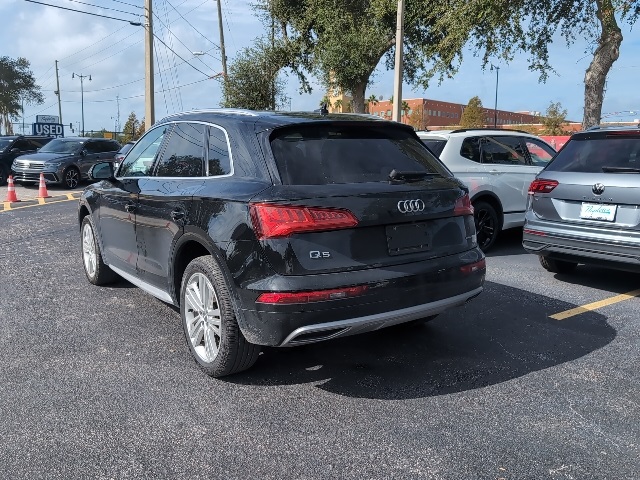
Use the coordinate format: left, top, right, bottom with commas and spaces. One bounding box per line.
449, 127, 533, 134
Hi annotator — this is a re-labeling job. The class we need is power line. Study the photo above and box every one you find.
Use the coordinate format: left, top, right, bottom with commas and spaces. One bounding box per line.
62, 30, 141, 70
23, 0, 143, 24
151, 32, 210, 77
164, 0, 220, 50
65, 0, 139, 17
106, 0, 143, 9
59, 25, 129, 62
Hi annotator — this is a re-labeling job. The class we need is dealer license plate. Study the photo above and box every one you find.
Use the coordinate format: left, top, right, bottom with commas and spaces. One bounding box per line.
579, 202, 617, 222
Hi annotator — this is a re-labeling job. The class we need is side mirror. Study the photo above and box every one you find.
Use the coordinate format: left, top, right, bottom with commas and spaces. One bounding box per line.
80, 149, 87, 157
88, 162, 115, 181
10, 148, 20, 154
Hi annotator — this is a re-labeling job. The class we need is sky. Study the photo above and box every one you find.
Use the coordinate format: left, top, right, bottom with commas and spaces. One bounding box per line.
3, 0, 640, 136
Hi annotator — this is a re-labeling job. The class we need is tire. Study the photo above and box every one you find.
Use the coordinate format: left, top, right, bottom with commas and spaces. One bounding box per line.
0, 166, 8, 187
63, 166, 81, 189
473, 201, 500, 252
180, 255, 261, 377
539, 256, 578, 274
81, 216, 119, 285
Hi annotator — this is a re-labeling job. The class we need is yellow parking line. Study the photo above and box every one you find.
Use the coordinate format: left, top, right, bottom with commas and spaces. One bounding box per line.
0, 196, 78, 213
37, 197, 45, 205
2, 201, 10, 211
66, 193, 75, 200
550, 288, 640, 320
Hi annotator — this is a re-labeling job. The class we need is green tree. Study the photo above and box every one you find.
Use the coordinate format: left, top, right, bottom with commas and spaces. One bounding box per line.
365, 94, 379, 113
401, 101, 410, 120
333, 98, 343, 112
222, 37, 287, 110
541, 102, 569, 135
407, 105, 429, 130
460, 97, 485, 128
0, 56, 43, 134
425, 0, 640, 128
122, 112, 140, 143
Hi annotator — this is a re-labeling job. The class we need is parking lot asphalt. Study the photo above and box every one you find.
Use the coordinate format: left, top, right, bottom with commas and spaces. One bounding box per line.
0, 182, 82, 212
0, 201, 638, 479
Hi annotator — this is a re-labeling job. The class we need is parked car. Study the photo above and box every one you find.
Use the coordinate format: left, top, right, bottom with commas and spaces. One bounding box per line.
12, 137, 121, 188
113, 141, 135, 167
417, 129, 556, 250
523, 125, 640, 274
79, 109, 486, 377
0, 135, 54, 186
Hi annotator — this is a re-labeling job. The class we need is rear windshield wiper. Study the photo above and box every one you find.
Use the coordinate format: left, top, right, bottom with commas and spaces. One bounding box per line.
601, 166, 640, 173
389, 169, 438, 182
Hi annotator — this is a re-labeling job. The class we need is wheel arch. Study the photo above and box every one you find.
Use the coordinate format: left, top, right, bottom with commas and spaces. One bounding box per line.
470, 191, 504, 231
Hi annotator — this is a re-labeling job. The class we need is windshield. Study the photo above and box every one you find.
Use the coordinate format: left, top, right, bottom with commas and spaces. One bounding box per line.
39, 138, 84, 154
118, 143, 134, 155
0, 139, 13, 151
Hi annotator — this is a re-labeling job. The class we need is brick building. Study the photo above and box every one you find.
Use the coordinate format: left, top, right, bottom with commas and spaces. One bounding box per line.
367, 98, 541, 129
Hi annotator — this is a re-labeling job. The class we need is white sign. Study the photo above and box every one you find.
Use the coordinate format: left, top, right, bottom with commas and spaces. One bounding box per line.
32, 123, 64, 137
36, 115, 60, 124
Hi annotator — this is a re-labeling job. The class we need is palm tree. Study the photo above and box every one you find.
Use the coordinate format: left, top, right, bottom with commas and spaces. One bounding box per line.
333, 98, 343, 112
365, 94, 379, 113
401, 101, 410, 122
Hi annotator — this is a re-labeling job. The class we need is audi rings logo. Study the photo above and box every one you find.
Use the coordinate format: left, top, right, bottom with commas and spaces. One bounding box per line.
397, 199, 425, 213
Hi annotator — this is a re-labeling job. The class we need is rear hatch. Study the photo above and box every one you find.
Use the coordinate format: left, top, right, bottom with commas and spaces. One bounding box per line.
251, 122, 477, 275
530, 131, 640, 231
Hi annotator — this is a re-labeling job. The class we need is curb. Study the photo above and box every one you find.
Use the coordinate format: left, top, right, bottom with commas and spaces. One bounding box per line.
1, 192, 81, 212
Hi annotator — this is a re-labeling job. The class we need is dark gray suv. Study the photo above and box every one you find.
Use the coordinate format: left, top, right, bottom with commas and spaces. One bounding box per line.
0, 135, 53, 186
12, 137, 120, 188
523, 126, 640, 273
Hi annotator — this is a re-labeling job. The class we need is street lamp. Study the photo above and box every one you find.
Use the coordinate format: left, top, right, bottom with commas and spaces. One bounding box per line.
72, 72, 91, 136
491, 65, 500, 128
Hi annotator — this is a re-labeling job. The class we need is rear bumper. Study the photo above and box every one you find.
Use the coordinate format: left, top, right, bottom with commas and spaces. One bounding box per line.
235, 248, 485, 346
523, 217, 640, 270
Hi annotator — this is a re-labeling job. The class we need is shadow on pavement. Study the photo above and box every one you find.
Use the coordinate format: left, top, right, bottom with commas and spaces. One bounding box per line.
485, 228, 526, 258
553, 265, 640, 293
227, 281, 615, 400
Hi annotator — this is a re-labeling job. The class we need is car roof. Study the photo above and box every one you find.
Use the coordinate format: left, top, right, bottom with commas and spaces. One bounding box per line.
157, 109, 400, 132
418, 128, 537, 139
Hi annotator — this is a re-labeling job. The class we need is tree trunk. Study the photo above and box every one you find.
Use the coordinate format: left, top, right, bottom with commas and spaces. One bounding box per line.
350, 81, 367, 113
583, 0, 623, 129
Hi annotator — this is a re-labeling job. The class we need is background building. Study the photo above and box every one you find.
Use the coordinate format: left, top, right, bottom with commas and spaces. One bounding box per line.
367, 98, 541, 129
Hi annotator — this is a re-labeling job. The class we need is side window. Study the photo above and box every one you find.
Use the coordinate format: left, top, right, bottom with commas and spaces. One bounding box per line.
29, 140, 44, 149
460, 137, 481, 163
13, 140, 32, 151
207, 126, 231, 176
119, 125, 167, 177
96, 140, 118, 153
155, 122, 205, 177
482, 136, 527, 165
84, 141, 101, 154
524, 138, 556, 166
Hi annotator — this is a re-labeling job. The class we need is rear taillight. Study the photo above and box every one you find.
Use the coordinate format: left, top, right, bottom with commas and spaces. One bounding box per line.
250, 203, 358, 239
256, 285, 368, 304
454, 194, 474, 216
529, 179, 558, 194
460, 258, 486, 275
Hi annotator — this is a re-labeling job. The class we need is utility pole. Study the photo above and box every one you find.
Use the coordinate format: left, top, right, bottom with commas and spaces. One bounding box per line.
72, 72, 91, 136
216, 0, 227, 79
22, 98, 25, 134
54, 60, 63, 124
116, 94, 121, 135
144, 0, 155, 130
391, 0, 405, 122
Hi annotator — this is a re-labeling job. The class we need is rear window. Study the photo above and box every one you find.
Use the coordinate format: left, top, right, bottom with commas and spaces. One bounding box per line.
270, 124, 448, 185
421, 139, 447, 156
546, 135, 640, 173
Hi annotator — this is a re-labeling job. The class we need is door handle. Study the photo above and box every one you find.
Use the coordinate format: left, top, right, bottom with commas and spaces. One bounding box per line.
124, 203, 137, 213
171, 209, 185, 221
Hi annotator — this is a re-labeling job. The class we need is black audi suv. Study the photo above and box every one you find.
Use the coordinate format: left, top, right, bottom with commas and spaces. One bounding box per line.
79, 109, 485, 376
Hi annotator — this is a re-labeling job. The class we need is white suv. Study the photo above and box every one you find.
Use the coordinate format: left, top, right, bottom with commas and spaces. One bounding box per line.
417, 129, 556, 250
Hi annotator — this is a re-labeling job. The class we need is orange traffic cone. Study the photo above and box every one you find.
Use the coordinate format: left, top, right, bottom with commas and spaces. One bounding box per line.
37, 173, 51, 199
4, 175, 19, 203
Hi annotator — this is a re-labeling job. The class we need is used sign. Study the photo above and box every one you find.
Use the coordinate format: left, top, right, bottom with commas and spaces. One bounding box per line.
32, 123, 64, 137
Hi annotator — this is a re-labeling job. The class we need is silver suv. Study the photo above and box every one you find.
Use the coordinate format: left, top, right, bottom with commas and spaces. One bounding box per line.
523, 126, 640, 274
418, 129, 556, 250
12, 137, 121, 188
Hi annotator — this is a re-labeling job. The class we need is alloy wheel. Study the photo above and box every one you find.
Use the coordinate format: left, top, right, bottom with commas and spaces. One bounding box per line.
65, 169, 79, 188
475, 208, 496, 249
184, 272, 222, 363
82, 223, 97, 278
